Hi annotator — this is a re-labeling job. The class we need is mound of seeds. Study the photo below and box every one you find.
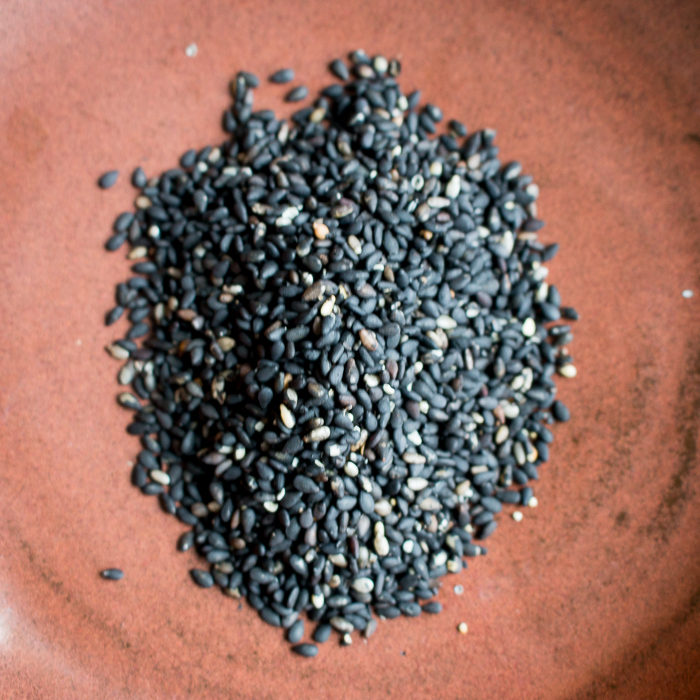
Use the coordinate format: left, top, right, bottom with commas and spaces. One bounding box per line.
103, 49, 577, 655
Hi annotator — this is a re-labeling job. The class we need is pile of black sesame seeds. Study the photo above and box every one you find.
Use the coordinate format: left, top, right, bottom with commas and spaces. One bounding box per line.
102, 50, 578, 657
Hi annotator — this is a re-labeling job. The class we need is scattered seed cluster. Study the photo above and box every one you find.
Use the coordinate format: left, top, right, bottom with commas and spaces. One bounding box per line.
103, 50, 577, 656
100, 568, 125, 581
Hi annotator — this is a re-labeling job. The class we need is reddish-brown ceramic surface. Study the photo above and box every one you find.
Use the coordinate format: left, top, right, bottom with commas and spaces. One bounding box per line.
1, 0, 699, 697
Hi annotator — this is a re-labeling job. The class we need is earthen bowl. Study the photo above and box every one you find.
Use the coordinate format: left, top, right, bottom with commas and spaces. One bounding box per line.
1, 1, 699, 697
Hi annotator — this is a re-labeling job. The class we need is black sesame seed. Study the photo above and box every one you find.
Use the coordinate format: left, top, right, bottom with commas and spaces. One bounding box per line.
100, 568, 124, 580
105, 232, 128, 252
260, 607, 282, 627
542, 243, 560, 261
329, 59, 350, 81
113, 212, 133, 231
561, 307, 580, 321
287, 618, 305, 643
177, 531, 194, 552
239, 71, 260, 88
190, 569, 214, 588
292, 643, 318, 658
131, 167, 147, 188
478, 521, 498, 539
551, 400, 570, 422
424, 104, 443, 122
407, 90, 421, 110
105, 306, 124, 325
270, 68, 295, 84
449, 119, 467, 137
98, 170, 119, 189
286, 85, 309, 103
313, 623, 332, 643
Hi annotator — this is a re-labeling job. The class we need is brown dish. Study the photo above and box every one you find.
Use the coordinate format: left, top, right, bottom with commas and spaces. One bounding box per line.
1, 0, 699, 698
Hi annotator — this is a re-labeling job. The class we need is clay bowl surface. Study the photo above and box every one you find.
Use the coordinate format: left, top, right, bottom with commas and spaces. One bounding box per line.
1, 1, 699, 698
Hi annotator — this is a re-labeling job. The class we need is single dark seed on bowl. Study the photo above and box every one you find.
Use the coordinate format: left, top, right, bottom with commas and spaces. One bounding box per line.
287, 619, 305, 643
349, 48, 370, 65
407, 90, 421, 110
180, 149, 197, 168
292, 643, 318, 658
562, 307, 580, 321
260, 607, 282, 627
98, 170, 119, 189
449, 119, 467, 136
239, 71, 260, 88
190, 569, 214, 588
112, 212, 133, 232
543, 243, 560, 261
105, 231, 127, 252
424, 104, 443, 122
286, 85, 308, 102
131, 167, 147, 188
100, 568, 124, 581
270, 68, 294, 84
105, 306, 124, 325
478, 521, 498, 539
177, 531, 194, 552
313, 623, 332, 643
329, 59, 349, 81
552, 400, 571, 422
117, 392, 141, 410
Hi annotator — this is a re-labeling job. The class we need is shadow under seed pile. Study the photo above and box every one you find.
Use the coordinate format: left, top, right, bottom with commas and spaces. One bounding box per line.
103, 49, 578, 656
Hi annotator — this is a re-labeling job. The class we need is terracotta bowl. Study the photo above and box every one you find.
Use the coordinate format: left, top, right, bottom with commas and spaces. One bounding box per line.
1, 0, 699, 697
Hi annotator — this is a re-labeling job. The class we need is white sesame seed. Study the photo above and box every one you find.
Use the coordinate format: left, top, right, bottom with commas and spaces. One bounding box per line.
279, 404, 296, 429
455, 481, 472, 497
150, 469, 170, 485
503, 403, 520, 419
364, 374, 379, 388
407, 431, 422, 446
495, 425, 510, 444
445, 174, 461, 198
373, 55, 389, 73
522, 317, 536, 337
407, 477, 428, 491
374, 535, 390, 557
